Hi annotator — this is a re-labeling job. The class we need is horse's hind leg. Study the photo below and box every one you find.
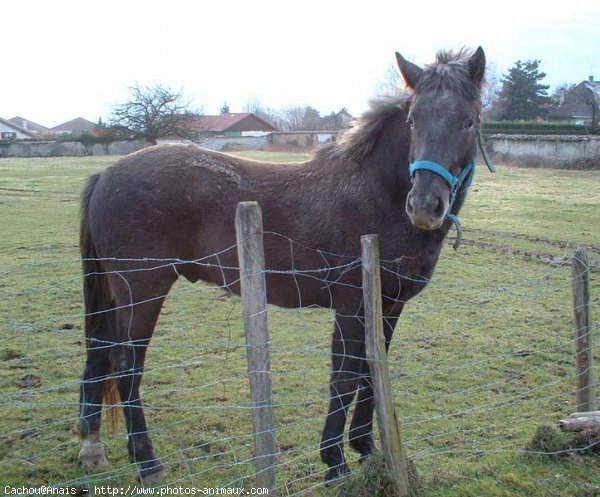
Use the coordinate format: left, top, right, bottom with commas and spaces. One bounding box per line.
74, 323, 113, 470
113, 334, 163, 484
110, 271, 175, 485
348, 309, 401, 459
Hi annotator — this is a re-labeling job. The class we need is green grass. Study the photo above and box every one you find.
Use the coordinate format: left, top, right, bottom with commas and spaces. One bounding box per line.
0, 153, 599, 495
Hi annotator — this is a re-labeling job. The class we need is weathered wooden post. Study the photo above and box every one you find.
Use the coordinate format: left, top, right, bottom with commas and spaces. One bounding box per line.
362, 234, 413, 497
572, 247, 597, 412
235, 201, 277, 493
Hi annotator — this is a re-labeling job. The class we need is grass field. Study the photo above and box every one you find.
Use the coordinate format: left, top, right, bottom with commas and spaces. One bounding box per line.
0, 152, 599, 496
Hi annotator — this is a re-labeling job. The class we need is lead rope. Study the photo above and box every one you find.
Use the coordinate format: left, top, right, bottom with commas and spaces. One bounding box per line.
447, 129, 495, 250
446, 214, 463, 250
477, 128, 497, 173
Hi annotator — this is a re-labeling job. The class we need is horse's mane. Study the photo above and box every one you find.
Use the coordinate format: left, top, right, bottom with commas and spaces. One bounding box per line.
316, 96, 408, 163
417, 48, 483, 101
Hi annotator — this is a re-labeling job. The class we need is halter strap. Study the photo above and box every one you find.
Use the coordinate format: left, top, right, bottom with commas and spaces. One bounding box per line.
408, 159, 476, 250
409, 159, 476, 209
409, 161, 461, 190
407, 131, 496, 249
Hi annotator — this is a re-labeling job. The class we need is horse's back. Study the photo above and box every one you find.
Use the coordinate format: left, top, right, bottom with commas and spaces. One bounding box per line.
83, 146, 243, 284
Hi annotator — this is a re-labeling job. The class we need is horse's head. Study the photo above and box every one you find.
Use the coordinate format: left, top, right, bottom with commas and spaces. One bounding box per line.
396, 48, 486, 230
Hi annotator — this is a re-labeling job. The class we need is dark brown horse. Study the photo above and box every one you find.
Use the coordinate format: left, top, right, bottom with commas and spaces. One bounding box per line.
74, 48, 487, 484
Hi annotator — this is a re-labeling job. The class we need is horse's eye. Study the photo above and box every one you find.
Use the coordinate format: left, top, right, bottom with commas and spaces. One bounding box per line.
465, 118, 475, 129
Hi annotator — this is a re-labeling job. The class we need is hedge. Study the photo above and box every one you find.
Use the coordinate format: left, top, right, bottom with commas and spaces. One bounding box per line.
482, 121, 591, 135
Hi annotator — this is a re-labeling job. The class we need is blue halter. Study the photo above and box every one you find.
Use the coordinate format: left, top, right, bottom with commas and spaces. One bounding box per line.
408, 160, 476, 249
408, 160, 476, 210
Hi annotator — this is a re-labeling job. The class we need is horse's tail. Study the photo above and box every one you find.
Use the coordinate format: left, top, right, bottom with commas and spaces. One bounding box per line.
81, 173, 121, 431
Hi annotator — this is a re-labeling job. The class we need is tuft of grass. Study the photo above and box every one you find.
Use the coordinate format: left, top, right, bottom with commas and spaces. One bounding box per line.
334, 454, 421, 497
524, 425, 569, 460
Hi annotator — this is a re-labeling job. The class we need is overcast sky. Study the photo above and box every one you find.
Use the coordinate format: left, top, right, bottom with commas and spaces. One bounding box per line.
3, 0, 599, 127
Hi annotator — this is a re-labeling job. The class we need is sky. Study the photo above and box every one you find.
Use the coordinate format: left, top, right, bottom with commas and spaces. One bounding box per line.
3, 0, 600, 128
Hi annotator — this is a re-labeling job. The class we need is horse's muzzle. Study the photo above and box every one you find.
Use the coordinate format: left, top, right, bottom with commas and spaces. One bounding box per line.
406, 190, 447, 230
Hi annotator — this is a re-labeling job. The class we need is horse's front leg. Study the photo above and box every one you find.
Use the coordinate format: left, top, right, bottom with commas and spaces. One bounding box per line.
349, 308, 402, 460
320, 313, 367, 481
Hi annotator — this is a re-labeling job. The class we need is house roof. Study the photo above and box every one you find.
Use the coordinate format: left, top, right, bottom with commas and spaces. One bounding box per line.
586, 80, 600, 102
189, 113, 277, 132
0, 117, 36, 138
547, 80, 600, 120
7, 116, 49, 133
51, 117, 98, 134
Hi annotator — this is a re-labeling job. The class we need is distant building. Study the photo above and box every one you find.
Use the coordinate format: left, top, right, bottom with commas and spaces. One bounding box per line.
0, 117, 35, 140
7, 116, 49, 135
547, 77, 600, 126
187, 113, 277, 138
51, 117, 98, 135
336, 109, 354, 128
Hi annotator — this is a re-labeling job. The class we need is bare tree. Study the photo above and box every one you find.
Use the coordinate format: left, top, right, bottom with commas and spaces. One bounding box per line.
481, 62, 501, 118
241, 95, 282, 130
279, 106, 306, 131
374, 64, 403, 98
110, 84, 201, 145
243, 95, 265, 114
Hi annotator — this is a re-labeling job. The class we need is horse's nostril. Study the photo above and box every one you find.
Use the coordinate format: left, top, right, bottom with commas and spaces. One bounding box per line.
433, 197, 445, 218
406, 194, 415, 214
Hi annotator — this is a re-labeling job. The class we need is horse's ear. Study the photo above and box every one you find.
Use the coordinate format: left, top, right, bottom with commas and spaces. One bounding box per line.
468, 47, 486, 87
395, 52, 423, 90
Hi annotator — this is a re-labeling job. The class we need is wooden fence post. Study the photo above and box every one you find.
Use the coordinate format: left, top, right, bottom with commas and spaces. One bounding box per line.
235, 201, 277, 492
572, 247, 597, 412
362, 234, 413, 497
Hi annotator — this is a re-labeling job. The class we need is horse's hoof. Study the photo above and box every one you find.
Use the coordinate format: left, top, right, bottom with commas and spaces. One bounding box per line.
139, 467, 167, 486
79, 443, 109, 470
324, 463, 351, 485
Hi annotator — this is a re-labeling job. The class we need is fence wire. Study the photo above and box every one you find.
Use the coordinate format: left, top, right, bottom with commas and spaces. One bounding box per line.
0, 233, 598, 495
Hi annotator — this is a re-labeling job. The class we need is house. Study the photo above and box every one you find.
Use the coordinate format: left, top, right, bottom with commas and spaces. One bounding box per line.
0, 117, 36, 140
51, 117, 98, 135
336, 109, 354, 128
188, 113, 277, 137
7, 116, 49, 135
547, 77, 600, 127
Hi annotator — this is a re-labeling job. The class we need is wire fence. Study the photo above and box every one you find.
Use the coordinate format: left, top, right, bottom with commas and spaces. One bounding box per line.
0, 227, 598, 495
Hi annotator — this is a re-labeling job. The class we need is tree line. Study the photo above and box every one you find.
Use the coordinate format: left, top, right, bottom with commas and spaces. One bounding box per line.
83, 85, 353, 147
244, 102, 352, 133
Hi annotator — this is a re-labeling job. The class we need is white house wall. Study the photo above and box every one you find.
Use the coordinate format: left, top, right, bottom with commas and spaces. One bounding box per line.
0, 121, 33, 139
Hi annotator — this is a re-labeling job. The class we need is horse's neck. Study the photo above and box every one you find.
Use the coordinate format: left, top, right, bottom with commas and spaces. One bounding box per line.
362, 112, 412, 199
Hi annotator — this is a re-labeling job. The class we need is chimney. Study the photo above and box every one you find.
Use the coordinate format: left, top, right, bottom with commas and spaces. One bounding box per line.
590, 75, 595, 83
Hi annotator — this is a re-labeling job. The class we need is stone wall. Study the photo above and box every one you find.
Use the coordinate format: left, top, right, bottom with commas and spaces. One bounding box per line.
486, 134, 600, 169
0, 140, 149, 158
